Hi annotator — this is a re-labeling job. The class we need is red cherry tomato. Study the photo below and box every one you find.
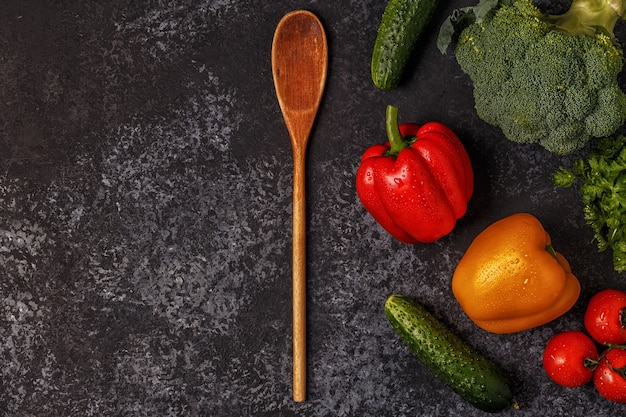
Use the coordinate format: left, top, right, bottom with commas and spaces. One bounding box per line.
543, 330, 598, 388
593, 348, 626, 403
584, 289, 626, 344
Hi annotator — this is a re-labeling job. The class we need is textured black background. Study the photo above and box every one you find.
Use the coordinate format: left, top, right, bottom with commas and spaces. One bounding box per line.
1, 0, 626, 415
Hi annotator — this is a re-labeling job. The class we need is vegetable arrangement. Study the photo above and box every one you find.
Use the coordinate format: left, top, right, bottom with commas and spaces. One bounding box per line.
361, 0, 626, 412
543, 289, 626, 402
438, 0, 626, 155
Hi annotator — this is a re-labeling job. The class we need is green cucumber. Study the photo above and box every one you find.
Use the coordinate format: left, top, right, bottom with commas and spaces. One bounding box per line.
385, 294, 517, 413
371, 0, 439, 89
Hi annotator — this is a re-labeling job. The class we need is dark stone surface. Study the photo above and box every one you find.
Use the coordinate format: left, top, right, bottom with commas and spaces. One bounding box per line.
1, 0, 625, 415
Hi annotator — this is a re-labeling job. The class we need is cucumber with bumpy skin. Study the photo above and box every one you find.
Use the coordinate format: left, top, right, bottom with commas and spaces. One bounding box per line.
371, 0, 438, 89
385, 294, 517, 413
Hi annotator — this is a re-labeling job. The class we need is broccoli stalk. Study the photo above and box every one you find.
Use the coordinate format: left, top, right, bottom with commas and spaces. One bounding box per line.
547, 0, 626, 37
438, 0, 626, 155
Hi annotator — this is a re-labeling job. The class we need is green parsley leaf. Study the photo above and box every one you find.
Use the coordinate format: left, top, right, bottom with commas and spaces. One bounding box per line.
554, 135, 626, 273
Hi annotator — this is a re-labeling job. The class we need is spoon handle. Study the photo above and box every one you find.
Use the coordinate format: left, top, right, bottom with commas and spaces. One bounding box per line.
292, 145, 307, 402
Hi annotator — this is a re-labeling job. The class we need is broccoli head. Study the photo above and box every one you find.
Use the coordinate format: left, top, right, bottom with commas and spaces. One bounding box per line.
439, 0, 626, 155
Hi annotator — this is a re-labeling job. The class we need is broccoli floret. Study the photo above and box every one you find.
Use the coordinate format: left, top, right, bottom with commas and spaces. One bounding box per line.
439, 0, 626, 155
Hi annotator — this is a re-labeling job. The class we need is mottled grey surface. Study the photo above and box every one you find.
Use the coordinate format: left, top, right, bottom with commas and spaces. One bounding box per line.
1, 0, 626, 415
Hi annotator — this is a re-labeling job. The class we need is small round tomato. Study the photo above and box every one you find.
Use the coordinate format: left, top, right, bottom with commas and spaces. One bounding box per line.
593, 348, 626, 403
584, 289, 626, 344
543, 330, 598, 388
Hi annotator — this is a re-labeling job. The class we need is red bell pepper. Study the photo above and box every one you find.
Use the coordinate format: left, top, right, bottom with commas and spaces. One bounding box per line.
356, 105, 474, 243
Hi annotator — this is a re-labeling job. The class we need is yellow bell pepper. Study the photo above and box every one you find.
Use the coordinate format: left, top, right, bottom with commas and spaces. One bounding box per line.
452, 213, 581, 334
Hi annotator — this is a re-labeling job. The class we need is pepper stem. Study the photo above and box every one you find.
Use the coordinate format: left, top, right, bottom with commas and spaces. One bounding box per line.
545, 245, 559, 262
385, 105, 410, 157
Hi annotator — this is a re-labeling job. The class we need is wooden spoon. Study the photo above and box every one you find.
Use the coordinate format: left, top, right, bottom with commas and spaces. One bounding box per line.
271, 10, 328, 402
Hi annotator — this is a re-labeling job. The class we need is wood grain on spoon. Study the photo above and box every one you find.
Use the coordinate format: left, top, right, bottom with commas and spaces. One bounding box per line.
272, 10, 328, 403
